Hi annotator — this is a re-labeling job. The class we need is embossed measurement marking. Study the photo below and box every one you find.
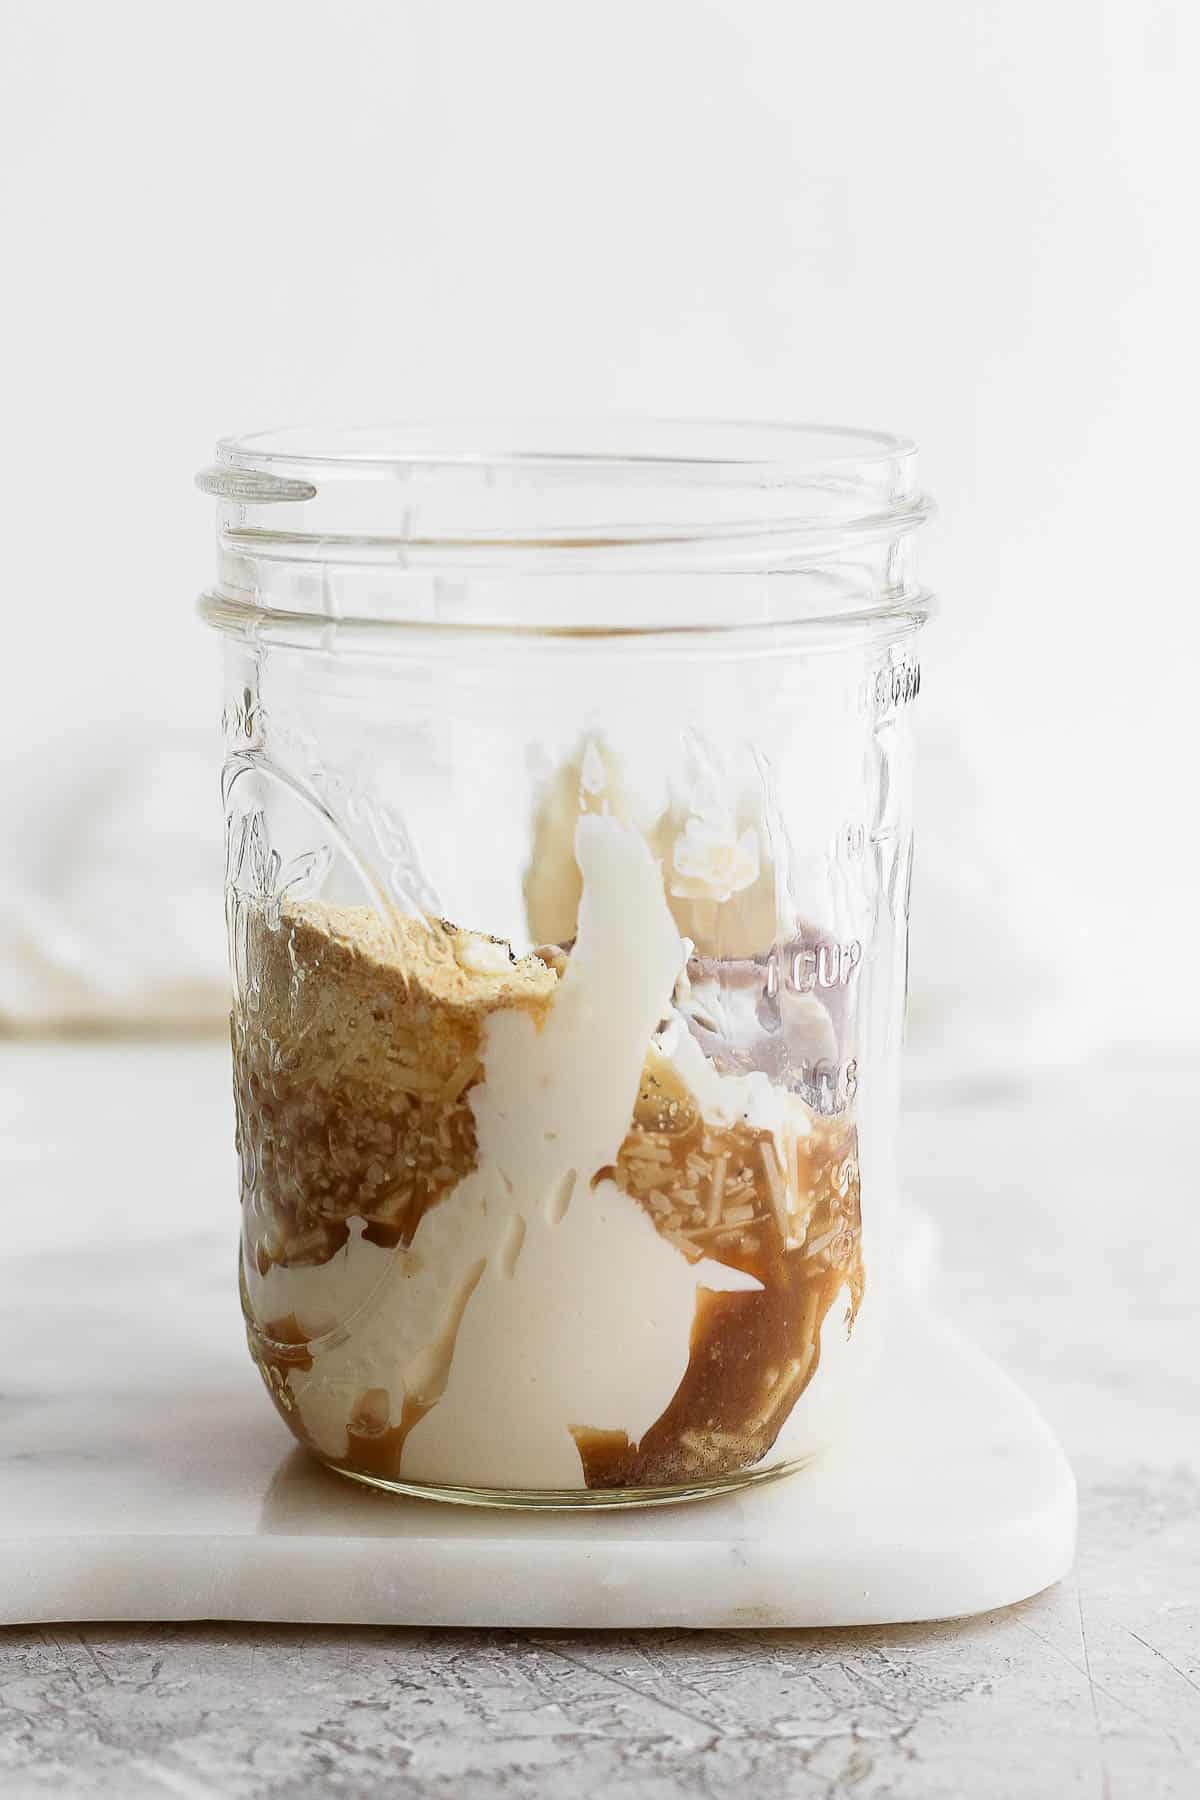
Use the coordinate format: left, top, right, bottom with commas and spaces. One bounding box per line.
796, 1057, 859, 1116
764, 936, 862, 997
862, 655, 921, 717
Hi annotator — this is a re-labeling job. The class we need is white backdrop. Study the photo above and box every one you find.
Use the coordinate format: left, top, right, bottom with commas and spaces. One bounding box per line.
0, 1, 1195, 1061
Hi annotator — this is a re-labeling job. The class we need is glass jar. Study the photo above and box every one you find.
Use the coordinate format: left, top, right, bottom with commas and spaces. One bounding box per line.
197, 420, 932, 1508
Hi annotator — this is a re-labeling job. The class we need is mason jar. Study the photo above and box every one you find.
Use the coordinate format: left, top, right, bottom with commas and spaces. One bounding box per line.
197, 420, 932, 1508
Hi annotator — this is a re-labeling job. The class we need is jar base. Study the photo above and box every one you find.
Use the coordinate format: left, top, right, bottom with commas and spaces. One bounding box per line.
317, 1451, 813, 1511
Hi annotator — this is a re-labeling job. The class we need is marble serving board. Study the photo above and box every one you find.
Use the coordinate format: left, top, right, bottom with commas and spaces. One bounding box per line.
1, 1042, 1076, 1629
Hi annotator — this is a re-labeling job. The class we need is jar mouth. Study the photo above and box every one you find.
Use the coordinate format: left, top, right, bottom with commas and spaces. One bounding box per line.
198, 417, 928, 548
198, 417, 932, 639
206, 417, 915, 480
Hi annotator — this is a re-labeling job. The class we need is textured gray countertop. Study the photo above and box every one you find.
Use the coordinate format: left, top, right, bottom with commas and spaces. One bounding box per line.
1, 1048, 1197, 1798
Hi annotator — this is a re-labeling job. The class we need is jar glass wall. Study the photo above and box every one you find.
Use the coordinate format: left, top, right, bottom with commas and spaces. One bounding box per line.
198, 421, 932, 1508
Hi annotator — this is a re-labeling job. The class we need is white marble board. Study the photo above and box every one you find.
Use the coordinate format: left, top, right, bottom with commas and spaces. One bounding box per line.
1, 1042, 1075, 1629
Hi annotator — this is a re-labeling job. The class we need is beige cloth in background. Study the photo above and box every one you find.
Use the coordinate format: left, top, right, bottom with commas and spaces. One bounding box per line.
0, 736, 228, 1032
904, 710, 1104, 1086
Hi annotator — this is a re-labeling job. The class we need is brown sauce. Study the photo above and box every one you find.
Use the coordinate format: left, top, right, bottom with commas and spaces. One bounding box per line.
573, 1106, 863, 1486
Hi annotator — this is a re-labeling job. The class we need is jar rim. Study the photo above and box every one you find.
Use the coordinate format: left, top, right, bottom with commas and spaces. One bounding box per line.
198, 417, 932, 638
197, 418, 930, 554
204, 416, 917, 487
